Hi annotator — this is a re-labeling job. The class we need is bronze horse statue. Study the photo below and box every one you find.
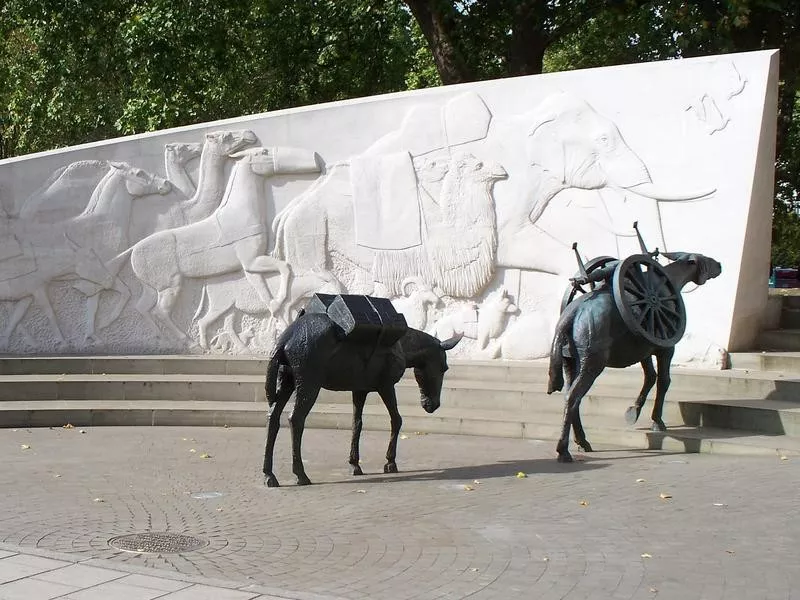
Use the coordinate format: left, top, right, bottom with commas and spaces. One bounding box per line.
547, 251, 722, 462
263, 297, 460, 487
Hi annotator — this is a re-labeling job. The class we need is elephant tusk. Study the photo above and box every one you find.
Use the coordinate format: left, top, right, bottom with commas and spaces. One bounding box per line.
622, 182, 716, 202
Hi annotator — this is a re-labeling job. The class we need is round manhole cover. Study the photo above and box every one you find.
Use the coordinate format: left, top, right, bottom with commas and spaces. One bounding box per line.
108, 532, 208, 554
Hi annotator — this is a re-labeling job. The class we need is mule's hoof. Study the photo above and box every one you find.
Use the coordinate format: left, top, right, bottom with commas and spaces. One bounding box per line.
383, 462, 398, 474
296, 475, 312, 486
651, 420, 667, 432
557, 453, 574, 463
624, 406, 640, 426
350, 465, 364, 476
577, 440, 594, 452
265, 475, 280, 488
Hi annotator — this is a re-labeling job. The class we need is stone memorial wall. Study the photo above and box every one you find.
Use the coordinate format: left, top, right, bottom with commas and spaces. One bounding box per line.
0, 50, 779, 366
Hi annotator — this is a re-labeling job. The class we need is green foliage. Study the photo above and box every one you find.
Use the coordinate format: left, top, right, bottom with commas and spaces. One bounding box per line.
0, 0, 424, 157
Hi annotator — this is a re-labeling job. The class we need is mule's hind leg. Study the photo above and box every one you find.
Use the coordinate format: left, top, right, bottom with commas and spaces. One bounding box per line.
263, 366, 294, 488
558, 357, 603, 462
566, 360, 593, 453
349, 391, 368, 476
651, 347, 675, 432
625, 359, 657, 425
378, 385, 403, 474
289, 382, 321, 486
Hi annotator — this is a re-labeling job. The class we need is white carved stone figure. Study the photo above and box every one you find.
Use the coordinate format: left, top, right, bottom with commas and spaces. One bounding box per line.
193, 269, 344, 351
16, 160, 111, 222
273, 151, 506, 299
428, 304, 479, 341
177, 129, 258, 225
493, 91, 717, 276
111, 146, 317, 342
1, 162, 171, 346
164, 142, 203, 198
475, 286, 518, 350
390, 276, 442, 331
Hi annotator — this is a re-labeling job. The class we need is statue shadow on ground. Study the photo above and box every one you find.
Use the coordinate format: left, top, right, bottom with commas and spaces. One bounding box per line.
311, 449, 690, 486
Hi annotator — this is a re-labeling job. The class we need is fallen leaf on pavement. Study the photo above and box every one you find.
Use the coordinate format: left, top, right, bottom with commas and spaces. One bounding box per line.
516, 472, 527, 479
542, 556, 549, 562
399, 434, 408, 440
473, 480, 481, 485
469, 567, 479, 572
93, 498, 105, 503
53, 474, 61, 478
780, 455, 788, 461
649, 587, 658, 593
712, 503, 727, 507
189, 448, 197, 453
200, 453, 211, 459
63, 423, 74, 429
579, 500, 589, 506
659, 492, 672, 500
636, 478, 646, 483
641, 553, 652, 559
356, 489, 366, 494
79, 430, 87, 434
463, 485, 474, 491
20, 444, 30, 450
726, 549, 735, 554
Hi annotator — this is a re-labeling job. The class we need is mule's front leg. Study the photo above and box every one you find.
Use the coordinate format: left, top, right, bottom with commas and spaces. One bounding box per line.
625, 358, 656, 425
349, 391, 368, 476
651, 348, 675, 432
378, 386, 403, 473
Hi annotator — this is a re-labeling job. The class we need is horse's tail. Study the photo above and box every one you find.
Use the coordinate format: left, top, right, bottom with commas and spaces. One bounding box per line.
192, 284, 208, 322
105, 246, 134, 277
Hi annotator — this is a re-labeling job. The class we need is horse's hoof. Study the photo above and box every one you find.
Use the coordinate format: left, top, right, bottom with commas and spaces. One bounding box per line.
577, 440, 594, 452
296, 475, 312, 486
651, 420, 667, 432
350, 465, 364, 476
624, 406, 640, 426
265, 475, 280, 488
383, 462, 398, 474
557, 453, 574, 463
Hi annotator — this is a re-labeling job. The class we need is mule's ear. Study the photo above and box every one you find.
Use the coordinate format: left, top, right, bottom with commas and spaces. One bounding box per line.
229, 150, 250, 160
661, 251, 688, 262
439, 333, 463, 351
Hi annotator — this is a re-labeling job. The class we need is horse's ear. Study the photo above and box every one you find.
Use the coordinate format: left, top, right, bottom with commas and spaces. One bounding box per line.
439, 333, 463, 351
229, 150, 249, 160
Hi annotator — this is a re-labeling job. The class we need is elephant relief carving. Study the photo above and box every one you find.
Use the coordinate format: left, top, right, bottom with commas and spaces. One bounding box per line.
493, 91, 717, 276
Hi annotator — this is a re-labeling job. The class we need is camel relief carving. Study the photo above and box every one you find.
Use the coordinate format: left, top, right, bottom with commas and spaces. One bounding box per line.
273, 151, 506, 299
164, 142, 203, 198
685, 60, 748, 135
493, 92, 717, 276
110, 146, 320, 342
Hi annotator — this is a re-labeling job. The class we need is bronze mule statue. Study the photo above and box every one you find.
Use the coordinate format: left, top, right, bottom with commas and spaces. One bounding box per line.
547, 228, 721, 463
263, 294, 461, 487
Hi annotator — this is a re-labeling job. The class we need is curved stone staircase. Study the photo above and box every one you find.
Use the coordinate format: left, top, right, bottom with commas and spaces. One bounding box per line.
2, 352, 800, 457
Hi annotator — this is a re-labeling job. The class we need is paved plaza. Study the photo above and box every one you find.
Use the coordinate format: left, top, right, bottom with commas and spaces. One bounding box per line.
1, 425, 798, 599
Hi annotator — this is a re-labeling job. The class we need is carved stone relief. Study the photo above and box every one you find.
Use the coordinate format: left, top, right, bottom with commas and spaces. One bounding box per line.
0, 51, 778, 362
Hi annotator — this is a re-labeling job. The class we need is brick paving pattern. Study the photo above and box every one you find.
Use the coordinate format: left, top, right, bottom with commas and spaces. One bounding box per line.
1, 425, 798, 599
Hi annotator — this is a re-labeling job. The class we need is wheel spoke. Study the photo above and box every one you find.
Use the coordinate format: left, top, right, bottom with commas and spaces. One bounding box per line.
660, 303, 682, 319
630, 298, 649, 306
626, 271, 647, 294
647, 305, 655, 335
653, 309, 669, 337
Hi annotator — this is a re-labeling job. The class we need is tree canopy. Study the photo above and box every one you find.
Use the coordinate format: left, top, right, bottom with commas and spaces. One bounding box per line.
1, 0, 799, 263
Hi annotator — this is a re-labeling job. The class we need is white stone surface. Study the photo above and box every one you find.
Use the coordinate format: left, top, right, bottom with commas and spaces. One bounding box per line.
0, 51, 779, 364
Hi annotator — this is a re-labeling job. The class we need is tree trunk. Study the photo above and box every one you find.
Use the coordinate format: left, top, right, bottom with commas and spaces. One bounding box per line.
402, 0, 474, 84
507, 1, 547, 76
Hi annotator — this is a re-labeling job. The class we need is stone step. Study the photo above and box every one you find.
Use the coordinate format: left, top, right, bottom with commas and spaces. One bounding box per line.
730, 351, 800, 374
756, 329, 800, 352
3, 378, 800, 437
3, 357, 800, 400
780, 307, 800, 329
2, 400, 798, 458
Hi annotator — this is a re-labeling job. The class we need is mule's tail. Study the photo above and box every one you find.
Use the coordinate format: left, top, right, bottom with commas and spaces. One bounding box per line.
265, 344, 285, 407
547, 327, 566, 394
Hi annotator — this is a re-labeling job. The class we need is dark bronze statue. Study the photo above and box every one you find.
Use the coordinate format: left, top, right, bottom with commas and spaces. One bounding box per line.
547, 223, 722, 462
262, 293, 461, 487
